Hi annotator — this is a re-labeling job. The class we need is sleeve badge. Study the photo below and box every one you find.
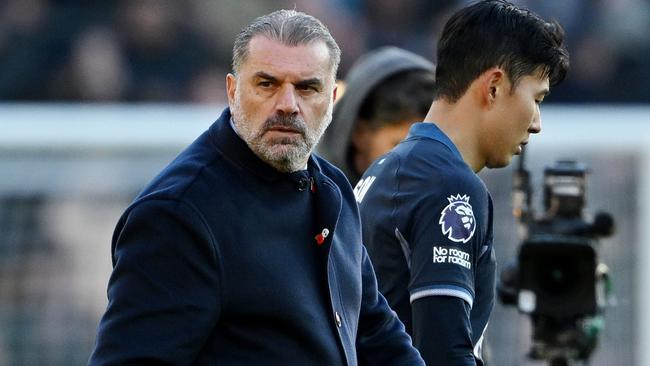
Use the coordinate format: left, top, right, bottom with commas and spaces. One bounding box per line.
438, 194, 476, 243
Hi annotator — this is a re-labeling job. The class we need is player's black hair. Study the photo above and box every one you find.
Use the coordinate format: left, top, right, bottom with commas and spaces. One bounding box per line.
433, 0, 569, 102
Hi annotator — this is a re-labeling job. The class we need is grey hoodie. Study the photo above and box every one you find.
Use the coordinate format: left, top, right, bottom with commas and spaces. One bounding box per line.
317, 46, 435, 184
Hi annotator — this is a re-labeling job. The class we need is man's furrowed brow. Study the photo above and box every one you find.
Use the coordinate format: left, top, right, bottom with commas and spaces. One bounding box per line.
296, 78, 324, 88
252, 72, 324, 89
254, 72, 278, 82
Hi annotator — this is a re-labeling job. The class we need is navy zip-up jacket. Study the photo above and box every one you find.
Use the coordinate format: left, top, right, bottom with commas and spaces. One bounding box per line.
89, 108, 424, 366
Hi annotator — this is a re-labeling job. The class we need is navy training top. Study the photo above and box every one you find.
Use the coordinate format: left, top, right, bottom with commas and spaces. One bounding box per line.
356, 122, 496, 365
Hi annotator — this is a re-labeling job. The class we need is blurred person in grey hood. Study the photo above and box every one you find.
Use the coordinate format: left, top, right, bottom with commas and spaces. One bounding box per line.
318, 46, 435, 184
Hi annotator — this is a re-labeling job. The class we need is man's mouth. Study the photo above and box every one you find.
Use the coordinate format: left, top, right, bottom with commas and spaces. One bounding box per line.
268, 126, 301, 134
515, 141, 528, 155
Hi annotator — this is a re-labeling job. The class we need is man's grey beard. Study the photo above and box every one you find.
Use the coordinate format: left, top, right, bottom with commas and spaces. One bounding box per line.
231, 97, 332, 173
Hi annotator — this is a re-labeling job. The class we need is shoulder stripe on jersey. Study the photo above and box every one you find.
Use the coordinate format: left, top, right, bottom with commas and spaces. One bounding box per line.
394, 227, 411, 269
410, 285, 474, 308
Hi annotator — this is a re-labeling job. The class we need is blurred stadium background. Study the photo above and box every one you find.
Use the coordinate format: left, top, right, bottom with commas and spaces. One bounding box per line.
1, 0, 648, 365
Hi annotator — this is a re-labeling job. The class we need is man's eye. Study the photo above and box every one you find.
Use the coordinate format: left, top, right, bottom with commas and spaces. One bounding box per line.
259, 81, 273, 88
298, 85, 317, 92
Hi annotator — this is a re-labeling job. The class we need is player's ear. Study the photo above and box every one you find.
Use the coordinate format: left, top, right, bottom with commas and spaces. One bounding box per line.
481, 67, 505, 107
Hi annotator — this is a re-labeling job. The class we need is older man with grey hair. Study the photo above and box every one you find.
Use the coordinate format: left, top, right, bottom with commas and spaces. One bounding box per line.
88, 9, 424, 366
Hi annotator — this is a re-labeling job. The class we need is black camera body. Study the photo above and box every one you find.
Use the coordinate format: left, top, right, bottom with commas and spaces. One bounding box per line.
518, 235, 597, 319
499, 159, 614, 365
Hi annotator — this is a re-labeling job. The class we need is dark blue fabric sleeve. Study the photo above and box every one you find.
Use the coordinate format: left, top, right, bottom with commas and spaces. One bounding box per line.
412, 296, 477, 366
406, 183, 483, 306
399, 167, 489, 365
88, 199, 221, 366
356, 246, 425, 366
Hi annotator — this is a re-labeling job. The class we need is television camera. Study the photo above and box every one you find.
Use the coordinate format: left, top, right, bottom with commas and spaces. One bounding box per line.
498, 149, 615, 366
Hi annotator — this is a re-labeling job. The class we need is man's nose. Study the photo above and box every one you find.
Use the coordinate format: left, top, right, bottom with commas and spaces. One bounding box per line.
529, 113, 542, 134
275, 85, 299, 114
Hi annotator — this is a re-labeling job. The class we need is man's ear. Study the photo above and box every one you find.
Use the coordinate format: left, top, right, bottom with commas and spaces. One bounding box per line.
334, 80, 346, 103
226, 73, 237, 106
481, 67, 505, 106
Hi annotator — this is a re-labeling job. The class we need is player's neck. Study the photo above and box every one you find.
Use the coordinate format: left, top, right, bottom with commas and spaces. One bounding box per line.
423, 98, 484, 173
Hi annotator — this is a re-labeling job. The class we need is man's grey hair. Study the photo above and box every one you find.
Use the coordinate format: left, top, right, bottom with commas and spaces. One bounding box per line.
232, 9, 341, 78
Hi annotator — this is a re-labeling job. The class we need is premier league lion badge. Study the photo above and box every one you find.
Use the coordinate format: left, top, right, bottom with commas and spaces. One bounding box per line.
439, 194, 476, 243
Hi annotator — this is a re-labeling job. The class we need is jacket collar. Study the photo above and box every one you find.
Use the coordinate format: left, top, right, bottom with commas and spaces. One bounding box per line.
209, 108, 323, 181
